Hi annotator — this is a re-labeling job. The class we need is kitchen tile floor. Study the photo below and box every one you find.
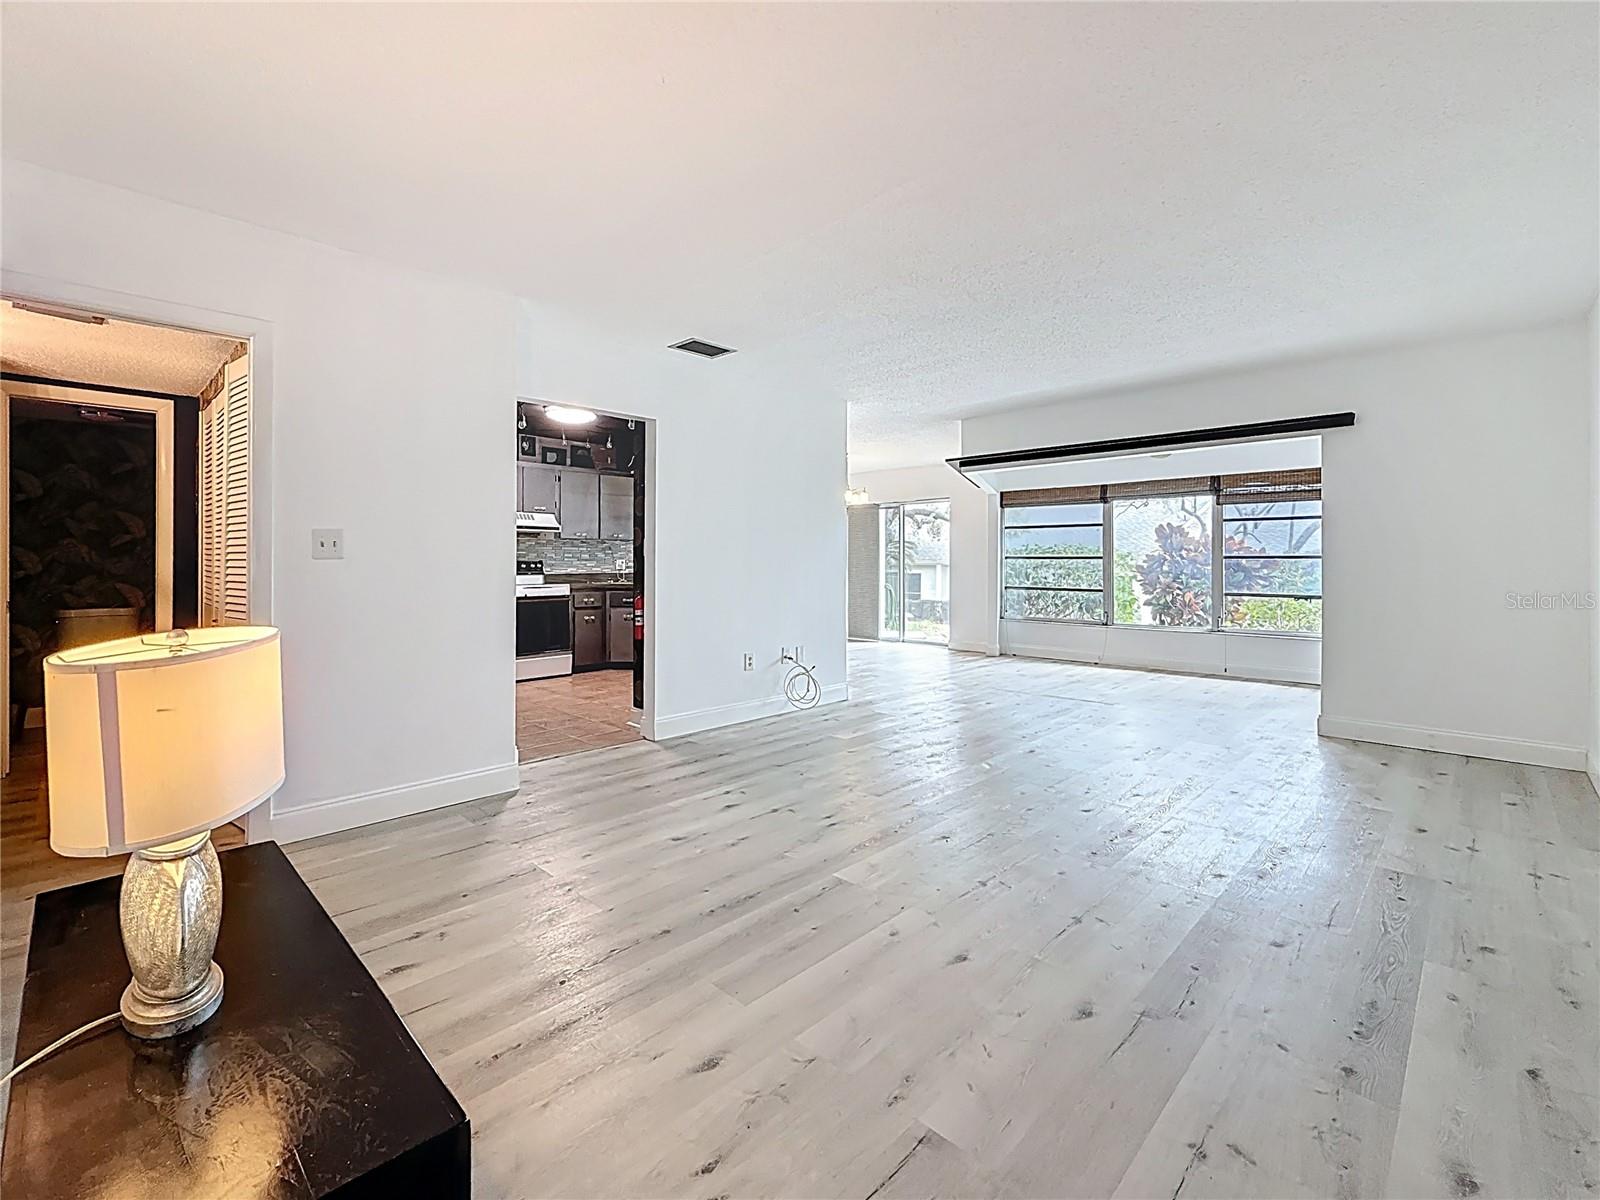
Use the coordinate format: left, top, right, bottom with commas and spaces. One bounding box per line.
516, 668, 641, 763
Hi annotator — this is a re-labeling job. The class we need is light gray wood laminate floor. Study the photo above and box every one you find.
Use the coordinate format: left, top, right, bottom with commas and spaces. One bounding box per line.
5, 642, 1597, 1197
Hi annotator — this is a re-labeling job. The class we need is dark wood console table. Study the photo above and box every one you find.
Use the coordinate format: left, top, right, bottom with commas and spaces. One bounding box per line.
2, 841, 469, 1198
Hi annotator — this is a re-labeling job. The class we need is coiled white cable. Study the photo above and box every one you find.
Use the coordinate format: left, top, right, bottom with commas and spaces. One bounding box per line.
781, 652, 821, 709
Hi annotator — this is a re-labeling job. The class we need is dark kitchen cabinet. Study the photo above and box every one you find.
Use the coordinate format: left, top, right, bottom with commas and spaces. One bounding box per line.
606, 590, 634, 664
572, 591, 605, 669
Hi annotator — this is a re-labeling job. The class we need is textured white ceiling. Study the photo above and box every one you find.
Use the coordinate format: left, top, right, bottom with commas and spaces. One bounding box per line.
3, 3, 1595, 469
0, 304, 240, 395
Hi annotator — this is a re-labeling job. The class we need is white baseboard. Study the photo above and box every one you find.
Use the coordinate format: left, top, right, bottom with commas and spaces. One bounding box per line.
1003, 639, 1319, 687
1223, 663, 1320, 686
948, 639, 999, 656
1002, 639, 1098, 664
269, 760, 521, 845
1317, 715, 1587, 771
653, 683, 848, 741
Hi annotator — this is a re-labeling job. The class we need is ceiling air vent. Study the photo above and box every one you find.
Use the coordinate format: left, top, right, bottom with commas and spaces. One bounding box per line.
669, 338, 736, 359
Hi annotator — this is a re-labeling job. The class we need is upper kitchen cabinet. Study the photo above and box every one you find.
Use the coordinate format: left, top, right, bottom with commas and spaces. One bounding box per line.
599, 474, 632, 540
519, 463, 560, 516
558, 470, 600, 539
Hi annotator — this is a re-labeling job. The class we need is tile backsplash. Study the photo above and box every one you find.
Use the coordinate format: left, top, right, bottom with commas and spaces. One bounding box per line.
518, 533, 632, 575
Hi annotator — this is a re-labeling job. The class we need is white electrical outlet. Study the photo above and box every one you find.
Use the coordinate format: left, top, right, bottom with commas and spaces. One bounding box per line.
312, 528, 344, 560
743, 653, 754, 671
796, 643, 805, 664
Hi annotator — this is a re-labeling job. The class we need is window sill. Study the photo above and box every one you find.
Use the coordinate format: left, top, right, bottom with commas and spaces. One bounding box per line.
1219, 628, 1322, 641
998, 616, 1107, 628
999, 618, 1320, 641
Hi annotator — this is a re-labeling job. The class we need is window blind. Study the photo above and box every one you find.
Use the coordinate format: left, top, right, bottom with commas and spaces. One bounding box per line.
1004, 469, 1321, 509
1218, 469, 1321, 504
1103, 475, 1215, 501
1000, 484, 1103, 507
847, 505, 880, 639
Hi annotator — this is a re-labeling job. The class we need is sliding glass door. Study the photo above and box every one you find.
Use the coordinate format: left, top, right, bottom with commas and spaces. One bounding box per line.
880, 505, 903, 640
876, 500, 949, 644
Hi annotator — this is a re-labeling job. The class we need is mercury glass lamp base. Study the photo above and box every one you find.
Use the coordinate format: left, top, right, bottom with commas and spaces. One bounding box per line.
121, 962, 224, 1039
118, 830, 226, 1040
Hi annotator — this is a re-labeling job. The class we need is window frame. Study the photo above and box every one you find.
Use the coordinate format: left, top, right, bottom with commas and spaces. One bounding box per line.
1218, 502, 1323, 636
999, 503, 1109, 626
999, 485, 1322, 638
1109, 490, 1217, 632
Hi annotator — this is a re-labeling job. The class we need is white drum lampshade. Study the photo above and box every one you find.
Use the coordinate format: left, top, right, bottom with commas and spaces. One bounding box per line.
44, 626, 284, 856
42, 626, 284, 1038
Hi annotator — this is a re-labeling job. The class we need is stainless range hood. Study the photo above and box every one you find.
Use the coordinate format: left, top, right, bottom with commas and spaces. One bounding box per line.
516, 509, 560, 533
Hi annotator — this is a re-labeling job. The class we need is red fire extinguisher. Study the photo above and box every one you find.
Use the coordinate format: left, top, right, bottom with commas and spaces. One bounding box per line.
634, 593, 643, 642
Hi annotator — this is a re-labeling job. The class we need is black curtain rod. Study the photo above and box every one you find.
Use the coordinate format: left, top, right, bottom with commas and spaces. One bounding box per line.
947, 412, 1355, 475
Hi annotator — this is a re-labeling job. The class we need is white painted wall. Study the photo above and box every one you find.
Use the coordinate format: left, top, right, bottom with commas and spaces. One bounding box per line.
2, 162, 849, 842
846, 464, 998, 654
963, 320, 1594, 769
519, 304, 848, 739
2, 163, 520, 840
999, 623, 1322, 687
1589, 298, 1599, 794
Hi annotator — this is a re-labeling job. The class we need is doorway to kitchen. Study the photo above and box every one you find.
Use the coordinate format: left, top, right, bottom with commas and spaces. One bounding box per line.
852, 499, 950, 645
514, 401, 649, 763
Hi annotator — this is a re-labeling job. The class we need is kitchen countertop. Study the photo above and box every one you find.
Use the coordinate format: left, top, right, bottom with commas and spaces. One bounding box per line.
545, 574, 635, 588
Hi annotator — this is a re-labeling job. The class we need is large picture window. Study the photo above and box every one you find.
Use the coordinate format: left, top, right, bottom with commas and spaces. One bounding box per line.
1001, 497, 1106, 622
1220, 474, 1322, 633
1111, 492, 1214, 628
1000, 469, 1321, 636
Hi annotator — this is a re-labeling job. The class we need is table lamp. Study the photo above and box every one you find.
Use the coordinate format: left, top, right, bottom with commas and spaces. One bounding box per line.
43, 626, 284, 1039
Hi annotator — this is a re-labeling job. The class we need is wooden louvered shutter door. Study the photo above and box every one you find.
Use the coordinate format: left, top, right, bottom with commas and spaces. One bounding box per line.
199, 355, 251, 626
199, 395, 221, 625
220, 356, 251, 623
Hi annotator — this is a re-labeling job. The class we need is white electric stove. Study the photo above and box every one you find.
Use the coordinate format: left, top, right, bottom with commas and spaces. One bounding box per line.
516, 560, 572, 679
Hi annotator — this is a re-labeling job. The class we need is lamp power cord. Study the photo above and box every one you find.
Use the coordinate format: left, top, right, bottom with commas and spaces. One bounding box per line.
0, 1012, 119, 1086
781, 651, 821, 710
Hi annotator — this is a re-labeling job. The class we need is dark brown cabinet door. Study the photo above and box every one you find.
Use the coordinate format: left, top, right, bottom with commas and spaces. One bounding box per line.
607, 602, 634, 663
572, 592, 605, 668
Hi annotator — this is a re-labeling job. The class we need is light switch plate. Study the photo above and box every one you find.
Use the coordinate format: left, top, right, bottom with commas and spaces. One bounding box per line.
312, 528, 344, 560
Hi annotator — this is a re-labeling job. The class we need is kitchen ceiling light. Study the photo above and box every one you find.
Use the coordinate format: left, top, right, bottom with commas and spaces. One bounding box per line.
544, 405, 597, 426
